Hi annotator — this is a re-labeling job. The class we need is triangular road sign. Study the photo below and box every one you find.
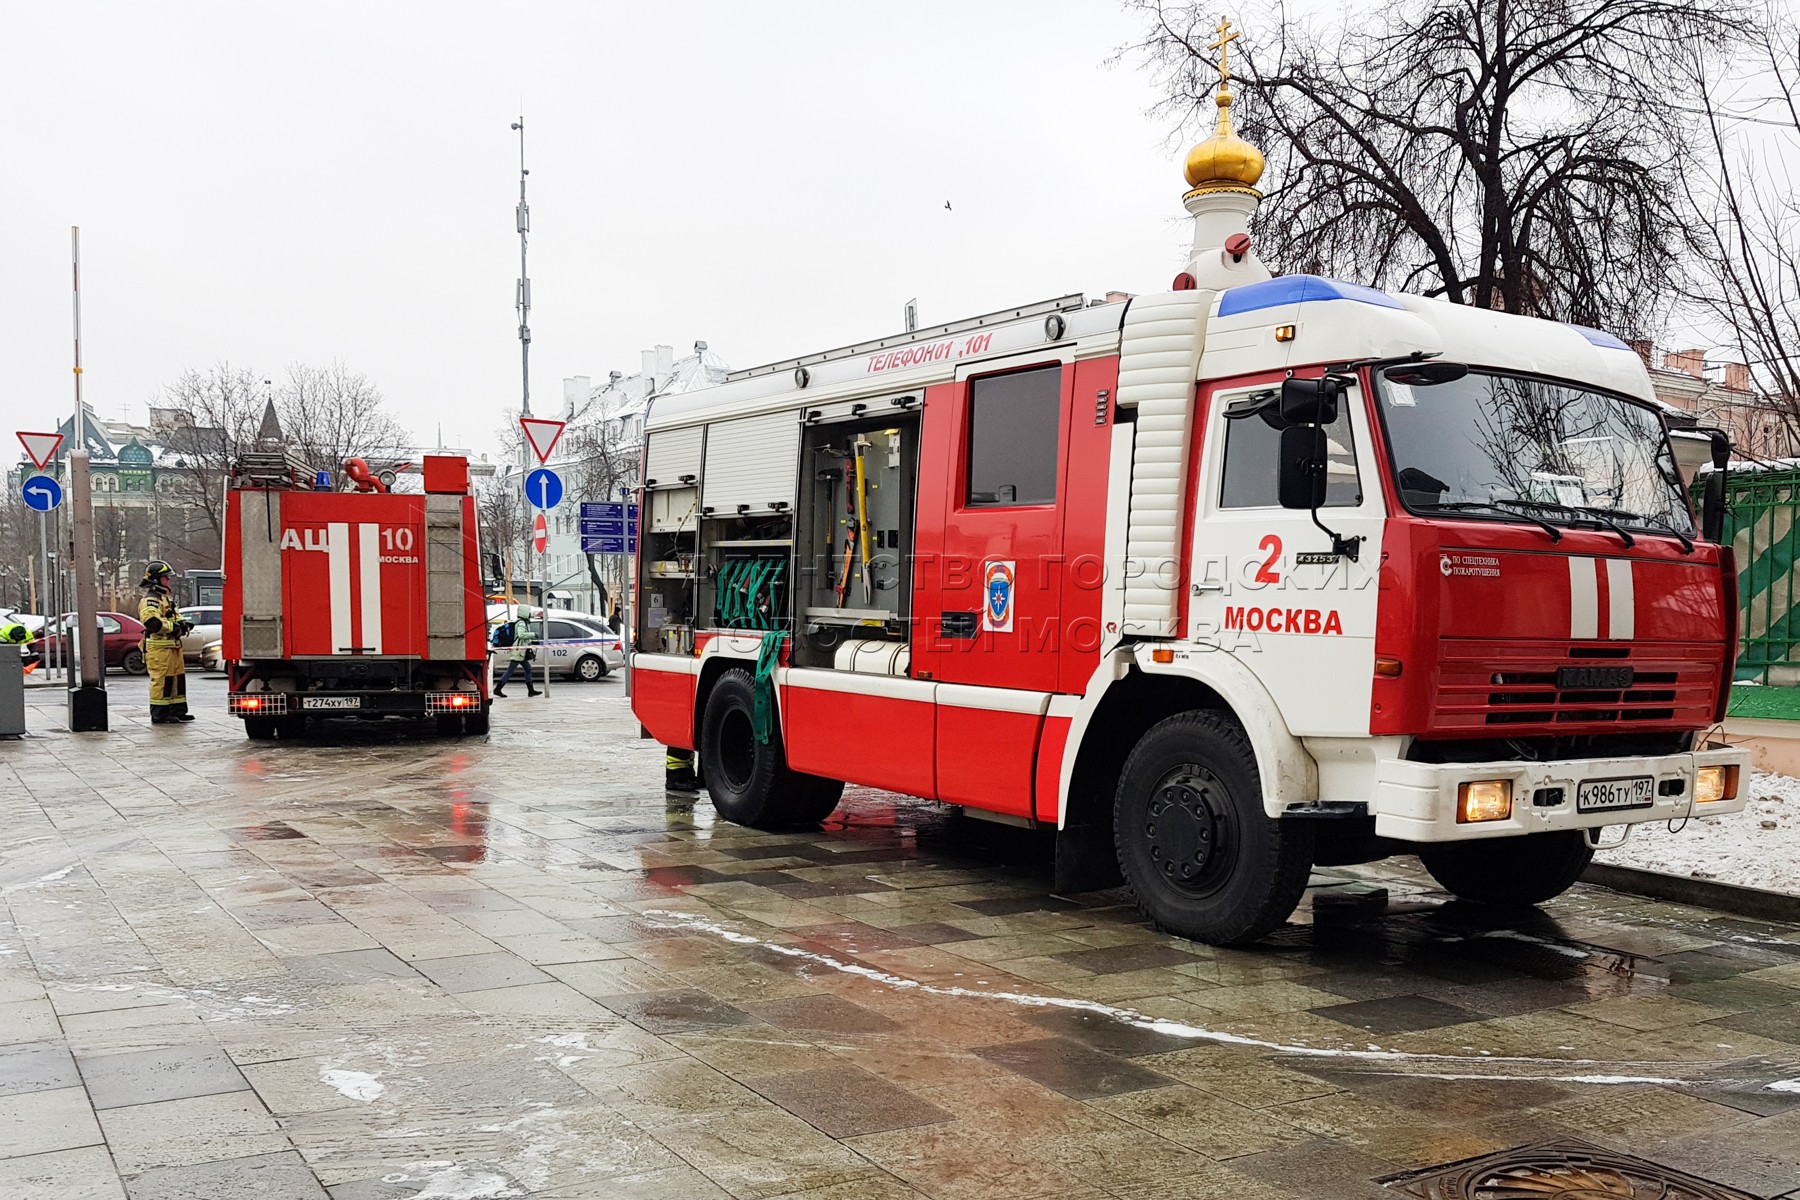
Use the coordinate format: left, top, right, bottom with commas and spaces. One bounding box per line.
520, 417, 565, 465
17, 431, 64, 470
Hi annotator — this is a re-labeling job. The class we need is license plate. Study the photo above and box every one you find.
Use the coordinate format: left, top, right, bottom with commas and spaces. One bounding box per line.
303, 696, 362, 710
1577, 775, 1654, 812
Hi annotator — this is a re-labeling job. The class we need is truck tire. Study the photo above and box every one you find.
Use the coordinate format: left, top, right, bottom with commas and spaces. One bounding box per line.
244, 717, 276, 741
701, 668, 836, 828
463, 709, 490, 736
1113, 710, 1314, 947
1418, 831, 1593, 907
435, 714, 464, 736
575, 654, 607, 681
276, 715, 307, 739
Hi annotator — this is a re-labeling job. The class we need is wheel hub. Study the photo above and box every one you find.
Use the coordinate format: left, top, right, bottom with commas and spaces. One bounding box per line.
1143, 766, 1233, 895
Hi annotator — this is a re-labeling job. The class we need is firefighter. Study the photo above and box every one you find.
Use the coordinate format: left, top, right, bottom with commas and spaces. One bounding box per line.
666, 747, 698, 794
138, 561, 193, 724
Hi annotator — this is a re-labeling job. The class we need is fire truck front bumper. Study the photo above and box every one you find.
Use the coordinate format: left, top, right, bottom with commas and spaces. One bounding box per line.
1365, 745, 1751, 842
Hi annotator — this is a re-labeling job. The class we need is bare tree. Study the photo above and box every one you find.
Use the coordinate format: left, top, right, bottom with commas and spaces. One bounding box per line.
277, 362, 410, 473
157, 363, 266, 544
1127, 0, 1747, 331
1685, 12, 1800, 440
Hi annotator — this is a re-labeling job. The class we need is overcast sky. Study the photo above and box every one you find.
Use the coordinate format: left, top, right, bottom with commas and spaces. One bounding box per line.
2, 1, 1197, 459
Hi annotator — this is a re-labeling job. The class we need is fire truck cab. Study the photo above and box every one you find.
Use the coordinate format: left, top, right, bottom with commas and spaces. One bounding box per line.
222, 453, 492, 738
630, 68, 1749, 946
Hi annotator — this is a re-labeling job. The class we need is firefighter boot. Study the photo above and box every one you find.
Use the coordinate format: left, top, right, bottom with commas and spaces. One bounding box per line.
665, 749, 699, 794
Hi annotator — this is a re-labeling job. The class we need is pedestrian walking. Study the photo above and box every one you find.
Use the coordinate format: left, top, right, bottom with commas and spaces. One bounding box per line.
492, 607, 540, 697
138, 561, 193, 724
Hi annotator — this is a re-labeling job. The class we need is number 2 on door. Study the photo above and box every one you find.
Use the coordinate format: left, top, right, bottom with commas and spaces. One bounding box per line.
1255, 535, 1282, 584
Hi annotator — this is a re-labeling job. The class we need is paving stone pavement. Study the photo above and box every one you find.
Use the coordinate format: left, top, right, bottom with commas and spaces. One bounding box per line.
3, 674, 1799, 1199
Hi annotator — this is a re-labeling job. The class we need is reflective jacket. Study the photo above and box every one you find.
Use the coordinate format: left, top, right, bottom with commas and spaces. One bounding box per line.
139, 589, 182, 649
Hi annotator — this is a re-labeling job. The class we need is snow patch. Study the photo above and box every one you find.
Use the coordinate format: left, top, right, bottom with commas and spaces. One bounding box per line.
1766, 1078, 1800, 1093
321, 1069, 384, 1103
35, 865, 75, 883
1598, 769, 1800, 895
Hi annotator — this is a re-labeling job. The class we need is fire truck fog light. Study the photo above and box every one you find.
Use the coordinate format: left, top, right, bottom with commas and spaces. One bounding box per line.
1374, 656, 1403, 677
1457, 780, 1512, 823
1695, 765, 1739, 803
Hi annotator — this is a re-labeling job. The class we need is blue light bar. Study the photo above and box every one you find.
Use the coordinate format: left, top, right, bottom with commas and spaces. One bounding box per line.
1566, 323, 1632, 351
1217, 274, 1406, 317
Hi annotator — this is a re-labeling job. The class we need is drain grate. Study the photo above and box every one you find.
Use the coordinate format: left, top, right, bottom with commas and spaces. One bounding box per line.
1382, 1138, 1758, 1199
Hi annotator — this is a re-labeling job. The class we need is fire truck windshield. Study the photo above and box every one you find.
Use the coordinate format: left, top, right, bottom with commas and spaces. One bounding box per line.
1376, 369, 1693, 537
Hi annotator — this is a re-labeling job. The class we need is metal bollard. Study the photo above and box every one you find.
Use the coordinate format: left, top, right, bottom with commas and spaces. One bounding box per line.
0, 643, 26, 737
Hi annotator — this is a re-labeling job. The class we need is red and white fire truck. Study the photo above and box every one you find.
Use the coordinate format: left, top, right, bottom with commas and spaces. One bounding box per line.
630, 93, 1749, 946
222, 453, 491, 739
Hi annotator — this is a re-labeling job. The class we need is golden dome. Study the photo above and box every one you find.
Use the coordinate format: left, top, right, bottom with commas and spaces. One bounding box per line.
1182, 18, 1264, 199
1183, 88, 1265, 196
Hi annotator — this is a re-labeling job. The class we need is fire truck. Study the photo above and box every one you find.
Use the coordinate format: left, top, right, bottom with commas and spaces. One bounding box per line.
629, 65, 1749, 946
222, 453, 491, 739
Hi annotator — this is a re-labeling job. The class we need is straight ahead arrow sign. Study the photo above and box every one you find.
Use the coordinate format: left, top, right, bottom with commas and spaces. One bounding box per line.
519, 417, 565, 465
16, 431, 64, 470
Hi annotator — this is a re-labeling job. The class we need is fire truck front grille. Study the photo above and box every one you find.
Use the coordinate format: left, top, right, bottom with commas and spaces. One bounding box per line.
1432, 641, 1717, 732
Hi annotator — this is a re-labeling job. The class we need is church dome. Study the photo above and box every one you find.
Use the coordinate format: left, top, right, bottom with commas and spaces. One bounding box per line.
1183, 87, 1264, 196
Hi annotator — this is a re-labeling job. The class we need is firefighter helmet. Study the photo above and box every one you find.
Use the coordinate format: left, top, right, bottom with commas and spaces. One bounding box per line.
141, 560, 174, 588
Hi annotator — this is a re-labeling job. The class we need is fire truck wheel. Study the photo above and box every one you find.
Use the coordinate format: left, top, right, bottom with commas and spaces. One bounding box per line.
1113, 710, 1314, 947
463, 709, 490, 736
701, 668, 806, 828
276, 715, 307, 739
1417, 831, 1594, 907
244, 717, 277, 741
435, 714, 464, 736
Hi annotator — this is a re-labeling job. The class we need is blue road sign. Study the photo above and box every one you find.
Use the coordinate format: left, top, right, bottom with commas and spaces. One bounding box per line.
578, 501, 637, 553
20, 474, 62, 512
583, 534, 638, 555
525, 467, 563, 511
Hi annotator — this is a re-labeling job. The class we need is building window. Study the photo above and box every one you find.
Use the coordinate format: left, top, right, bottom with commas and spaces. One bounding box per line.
965, 365, 1062, 507
1220, 403, 1361, 509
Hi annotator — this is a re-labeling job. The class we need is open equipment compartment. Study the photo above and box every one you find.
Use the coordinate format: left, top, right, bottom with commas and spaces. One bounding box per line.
790, 408, 921, 669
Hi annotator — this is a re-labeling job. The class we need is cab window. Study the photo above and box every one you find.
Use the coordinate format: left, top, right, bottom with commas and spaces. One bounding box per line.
1220, 404, 1362, 509
966, 365, 1061, 507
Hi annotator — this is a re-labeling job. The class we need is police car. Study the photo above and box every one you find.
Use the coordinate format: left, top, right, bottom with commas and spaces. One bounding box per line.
484, 605, 625, 682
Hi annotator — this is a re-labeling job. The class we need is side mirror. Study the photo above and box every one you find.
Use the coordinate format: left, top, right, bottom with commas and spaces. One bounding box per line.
1280, 376, 1342, 425
1702, 429, 1731, 543
1278, 425, 1328, 510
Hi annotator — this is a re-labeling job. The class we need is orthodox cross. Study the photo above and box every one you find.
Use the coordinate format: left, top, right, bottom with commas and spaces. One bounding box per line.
1208, 16, 1240, 89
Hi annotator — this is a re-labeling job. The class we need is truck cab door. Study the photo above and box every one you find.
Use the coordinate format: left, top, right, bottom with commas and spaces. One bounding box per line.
1186, 375, 1386, 739
913, 361, 1073, 815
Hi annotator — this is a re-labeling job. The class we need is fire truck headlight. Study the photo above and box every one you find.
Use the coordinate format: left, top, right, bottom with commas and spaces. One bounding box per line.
1456, 780, 1512, 823
1695, 765, 1739, 804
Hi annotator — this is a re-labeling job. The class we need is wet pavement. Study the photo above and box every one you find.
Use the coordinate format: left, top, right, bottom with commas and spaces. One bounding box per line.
3, 674, 1800, 1199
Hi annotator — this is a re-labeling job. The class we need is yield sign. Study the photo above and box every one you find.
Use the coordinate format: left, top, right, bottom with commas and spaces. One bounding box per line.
532, 511, 549, 555
519, 417, 565, 465
16, 431, 64, 470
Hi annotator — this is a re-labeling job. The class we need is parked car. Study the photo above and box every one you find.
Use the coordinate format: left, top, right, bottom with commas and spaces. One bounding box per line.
179, 606, 223, 661
33, 612, 149, 674
483, 605, 624, 681
199, 639, 226, 673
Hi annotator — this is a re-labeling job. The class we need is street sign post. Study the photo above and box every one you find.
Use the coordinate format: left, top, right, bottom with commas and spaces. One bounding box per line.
16, 431, 64, 470
579, 501, 638, 555
21, 475, 63, 512
525, 467, 563, 511
519, 417, 565, 464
